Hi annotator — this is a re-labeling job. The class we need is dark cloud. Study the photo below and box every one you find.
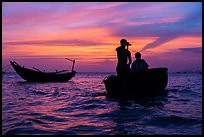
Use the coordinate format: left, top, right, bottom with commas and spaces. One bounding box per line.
179, 47, 202, 54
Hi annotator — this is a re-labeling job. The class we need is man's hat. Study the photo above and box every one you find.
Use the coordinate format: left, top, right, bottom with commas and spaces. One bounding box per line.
120, 39, 131, 46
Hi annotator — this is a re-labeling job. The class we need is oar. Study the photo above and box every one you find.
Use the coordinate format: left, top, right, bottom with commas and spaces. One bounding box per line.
55, 69, 69, 73
33, 67, 42, 72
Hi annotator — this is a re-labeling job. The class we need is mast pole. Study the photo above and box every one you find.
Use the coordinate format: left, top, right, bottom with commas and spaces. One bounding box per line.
65, 58, 75, 72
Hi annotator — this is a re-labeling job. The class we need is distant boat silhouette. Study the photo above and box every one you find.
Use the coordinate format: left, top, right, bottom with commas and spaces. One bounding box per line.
10, 59, 76, 82
103, 68, 168, 99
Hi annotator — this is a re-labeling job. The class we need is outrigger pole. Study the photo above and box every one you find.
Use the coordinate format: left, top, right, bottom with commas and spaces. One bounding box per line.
65, 58, 75, 72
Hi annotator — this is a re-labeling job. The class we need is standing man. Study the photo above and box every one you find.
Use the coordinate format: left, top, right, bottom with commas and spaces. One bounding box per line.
116, 39, 132, 76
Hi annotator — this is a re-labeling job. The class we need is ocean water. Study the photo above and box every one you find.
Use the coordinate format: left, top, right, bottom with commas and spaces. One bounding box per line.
2, 72, 202, 135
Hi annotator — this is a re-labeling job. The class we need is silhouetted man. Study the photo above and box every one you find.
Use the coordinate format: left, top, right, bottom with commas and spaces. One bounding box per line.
131, 52, 149, 72
116, 39, 132, 76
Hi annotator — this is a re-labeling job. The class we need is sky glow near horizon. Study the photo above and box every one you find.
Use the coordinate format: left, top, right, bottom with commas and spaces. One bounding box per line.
2, 2, 202, 72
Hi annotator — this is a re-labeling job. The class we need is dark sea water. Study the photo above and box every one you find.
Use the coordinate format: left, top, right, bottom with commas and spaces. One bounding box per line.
2, 72, 202, 135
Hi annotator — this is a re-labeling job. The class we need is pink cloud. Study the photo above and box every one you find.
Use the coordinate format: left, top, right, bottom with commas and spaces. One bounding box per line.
3, 39, 112, 46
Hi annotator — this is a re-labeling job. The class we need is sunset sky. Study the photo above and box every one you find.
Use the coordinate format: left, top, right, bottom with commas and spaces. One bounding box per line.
2, 2, 202, 72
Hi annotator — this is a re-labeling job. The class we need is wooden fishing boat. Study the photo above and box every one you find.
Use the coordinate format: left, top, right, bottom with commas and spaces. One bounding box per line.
10, 59, 77, 82
103, 68, 168, 99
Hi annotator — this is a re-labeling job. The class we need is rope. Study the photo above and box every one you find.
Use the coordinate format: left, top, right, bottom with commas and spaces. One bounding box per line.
2, 64, 11, 73
2, 64, 11, 69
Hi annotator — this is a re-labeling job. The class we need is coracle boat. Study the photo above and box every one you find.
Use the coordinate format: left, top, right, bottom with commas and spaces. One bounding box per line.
10, 58, 77, 82
103, 68, 168, 99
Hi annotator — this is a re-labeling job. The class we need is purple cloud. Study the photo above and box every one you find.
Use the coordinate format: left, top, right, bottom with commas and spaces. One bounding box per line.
179, 47, 202, 54
108, 3, 202, 51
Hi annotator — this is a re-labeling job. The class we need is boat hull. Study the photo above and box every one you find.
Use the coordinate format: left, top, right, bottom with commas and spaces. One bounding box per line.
103, 68, 168, 99
10, 61, 76, 82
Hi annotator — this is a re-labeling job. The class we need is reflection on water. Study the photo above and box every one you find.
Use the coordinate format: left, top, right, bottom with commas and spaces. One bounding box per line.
2, 72, 202, 135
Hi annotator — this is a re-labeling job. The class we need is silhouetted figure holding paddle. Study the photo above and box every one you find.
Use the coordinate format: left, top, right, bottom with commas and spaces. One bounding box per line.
131, 52, 149, 72
116, 39, 132, 76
